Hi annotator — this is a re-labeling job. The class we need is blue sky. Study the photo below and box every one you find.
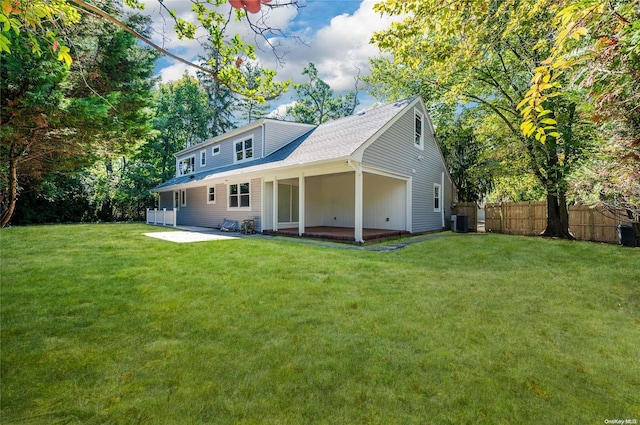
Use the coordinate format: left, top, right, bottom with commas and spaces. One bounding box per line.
142, 0, 399, 115
290, 0, 361, 32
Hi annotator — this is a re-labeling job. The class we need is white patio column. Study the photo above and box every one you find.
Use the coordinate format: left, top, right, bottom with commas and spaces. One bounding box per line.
272, 177, 279, 232
406, 178, 413, 232
354, 165, 364, 243
298, 173, 305, 236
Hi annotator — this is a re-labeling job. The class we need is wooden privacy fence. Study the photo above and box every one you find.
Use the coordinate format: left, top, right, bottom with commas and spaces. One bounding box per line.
485, 202, 634, 244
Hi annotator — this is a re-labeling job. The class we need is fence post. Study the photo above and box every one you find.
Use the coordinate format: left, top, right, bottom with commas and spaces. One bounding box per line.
589, 208, 594, 241
500, 202, 506, 233
528, 202, 533, 235
172, 208, 177, 227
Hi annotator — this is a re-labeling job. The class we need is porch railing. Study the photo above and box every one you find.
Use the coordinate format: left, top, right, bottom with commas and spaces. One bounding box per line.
146, 208, 177, 227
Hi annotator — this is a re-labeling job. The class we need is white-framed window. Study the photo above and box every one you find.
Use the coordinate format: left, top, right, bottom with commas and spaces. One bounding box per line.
212, 145, 220, 156
174, 191, 179, 209
433, 183, 441, 212
228, 182, 250, 209
414, 110, 424, 150
200, 150, 206, 167
234, 138, 253, 163
178, 156, 195, 176
180, 189, 187, 207
207, 185, 216, 204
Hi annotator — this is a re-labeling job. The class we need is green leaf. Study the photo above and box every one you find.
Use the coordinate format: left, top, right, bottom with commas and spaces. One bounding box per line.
57, 45, 72, 67
0, 32, 10, 53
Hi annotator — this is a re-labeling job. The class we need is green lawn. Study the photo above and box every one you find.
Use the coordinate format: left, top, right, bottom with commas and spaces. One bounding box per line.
1, 223, 639, 424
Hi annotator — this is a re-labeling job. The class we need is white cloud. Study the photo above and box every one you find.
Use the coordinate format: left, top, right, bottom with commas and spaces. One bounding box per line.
158, 61, 197, 82
267, 101, 296, 119
132, 0, 400, 114
256, 0, 401, 93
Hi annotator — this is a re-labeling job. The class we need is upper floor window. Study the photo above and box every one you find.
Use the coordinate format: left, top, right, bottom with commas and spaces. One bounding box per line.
235, 138, 253, 163
200, 150, 206, 167
415, 110, 424, 150
212, 145, 220, 156
178, 156, 195, 175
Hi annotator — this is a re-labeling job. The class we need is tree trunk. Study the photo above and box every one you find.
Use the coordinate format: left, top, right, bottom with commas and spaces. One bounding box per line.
1, 146, 19, 228
542, 192, 574, 239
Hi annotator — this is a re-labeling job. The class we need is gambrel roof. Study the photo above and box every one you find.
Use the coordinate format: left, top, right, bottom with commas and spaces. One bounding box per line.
153, 97, 420, 192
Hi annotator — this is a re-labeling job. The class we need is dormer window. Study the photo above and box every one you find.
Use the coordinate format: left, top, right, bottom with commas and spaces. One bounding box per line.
178, 156, 195, 176
235, 138, 253, 163
200, 150, 206, 167
212, 145, 220, 156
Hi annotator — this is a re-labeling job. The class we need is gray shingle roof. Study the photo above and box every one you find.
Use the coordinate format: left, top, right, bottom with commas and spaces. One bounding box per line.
285, 97, 415, 164
153, 97, 416, 191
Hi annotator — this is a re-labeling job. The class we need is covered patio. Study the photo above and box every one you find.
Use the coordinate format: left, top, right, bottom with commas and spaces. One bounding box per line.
262, 166, 412, 244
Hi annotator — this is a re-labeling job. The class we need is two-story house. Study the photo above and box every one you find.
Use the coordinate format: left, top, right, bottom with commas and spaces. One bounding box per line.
148, 96, 455, 243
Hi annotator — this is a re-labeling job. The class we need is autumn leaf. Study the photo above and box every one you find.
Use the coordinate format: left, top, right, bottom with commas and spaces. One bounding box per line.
1, 0, 12, 15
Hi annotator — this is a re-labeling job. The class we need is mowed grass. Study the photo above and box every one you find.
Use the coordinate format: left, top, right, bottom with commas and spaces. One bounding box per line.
1, 223, 639, 424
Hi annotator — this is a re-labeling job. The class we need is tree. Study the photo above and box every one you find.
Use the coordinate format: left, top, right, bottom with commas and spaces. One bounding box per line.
526, 0, 640, 223
287, 63, 359, 125
197, 51, 237, 137
370, 0, 597, 238
1, 30, 102, 227
0, 2, 157, 227
437, 111, 495, 203
155, 75, 212, 161
133, 76, 213, 190
237, 61, 280, 123
1, 0, 301, 226
2, 1, 296, 88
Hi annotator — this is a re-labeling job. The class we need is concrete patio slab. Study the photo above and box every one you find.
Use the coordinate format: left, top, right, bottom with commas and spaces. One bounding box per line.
144, 230, 238, 243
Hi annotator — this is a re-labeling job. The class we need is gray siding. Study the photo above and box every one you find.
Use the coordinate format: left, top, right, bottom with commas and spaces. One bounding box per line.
305, 173, 356, 227
173, 121, 314, 177
175, 178, 263, 231
263, 121, 315, 156
176, 127, 265, 175
159, 191, 173, 209
362, 104, 451, 233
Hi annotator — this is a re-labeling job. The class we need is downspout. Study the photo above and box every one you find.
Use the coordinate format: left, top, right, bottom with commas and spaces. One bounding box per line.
262, 122, 266, 158
441, 171, 445, 228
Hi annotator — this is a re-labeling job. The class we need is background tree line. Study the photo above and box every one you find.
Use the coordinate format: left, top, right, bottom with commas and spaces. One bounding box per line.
368, 0, 639, 238
1, 0, 637, 240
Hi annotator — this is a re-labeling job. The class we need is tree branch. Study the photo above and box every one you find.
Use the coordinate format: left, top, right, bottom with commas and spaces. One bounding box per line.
70, 0, 218, 78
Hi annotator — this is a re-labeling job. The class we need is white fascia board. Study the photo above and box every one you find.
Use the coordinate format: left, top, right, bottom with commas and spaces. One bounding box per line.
154, 157, 352, 192
360, 164, 411, 181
